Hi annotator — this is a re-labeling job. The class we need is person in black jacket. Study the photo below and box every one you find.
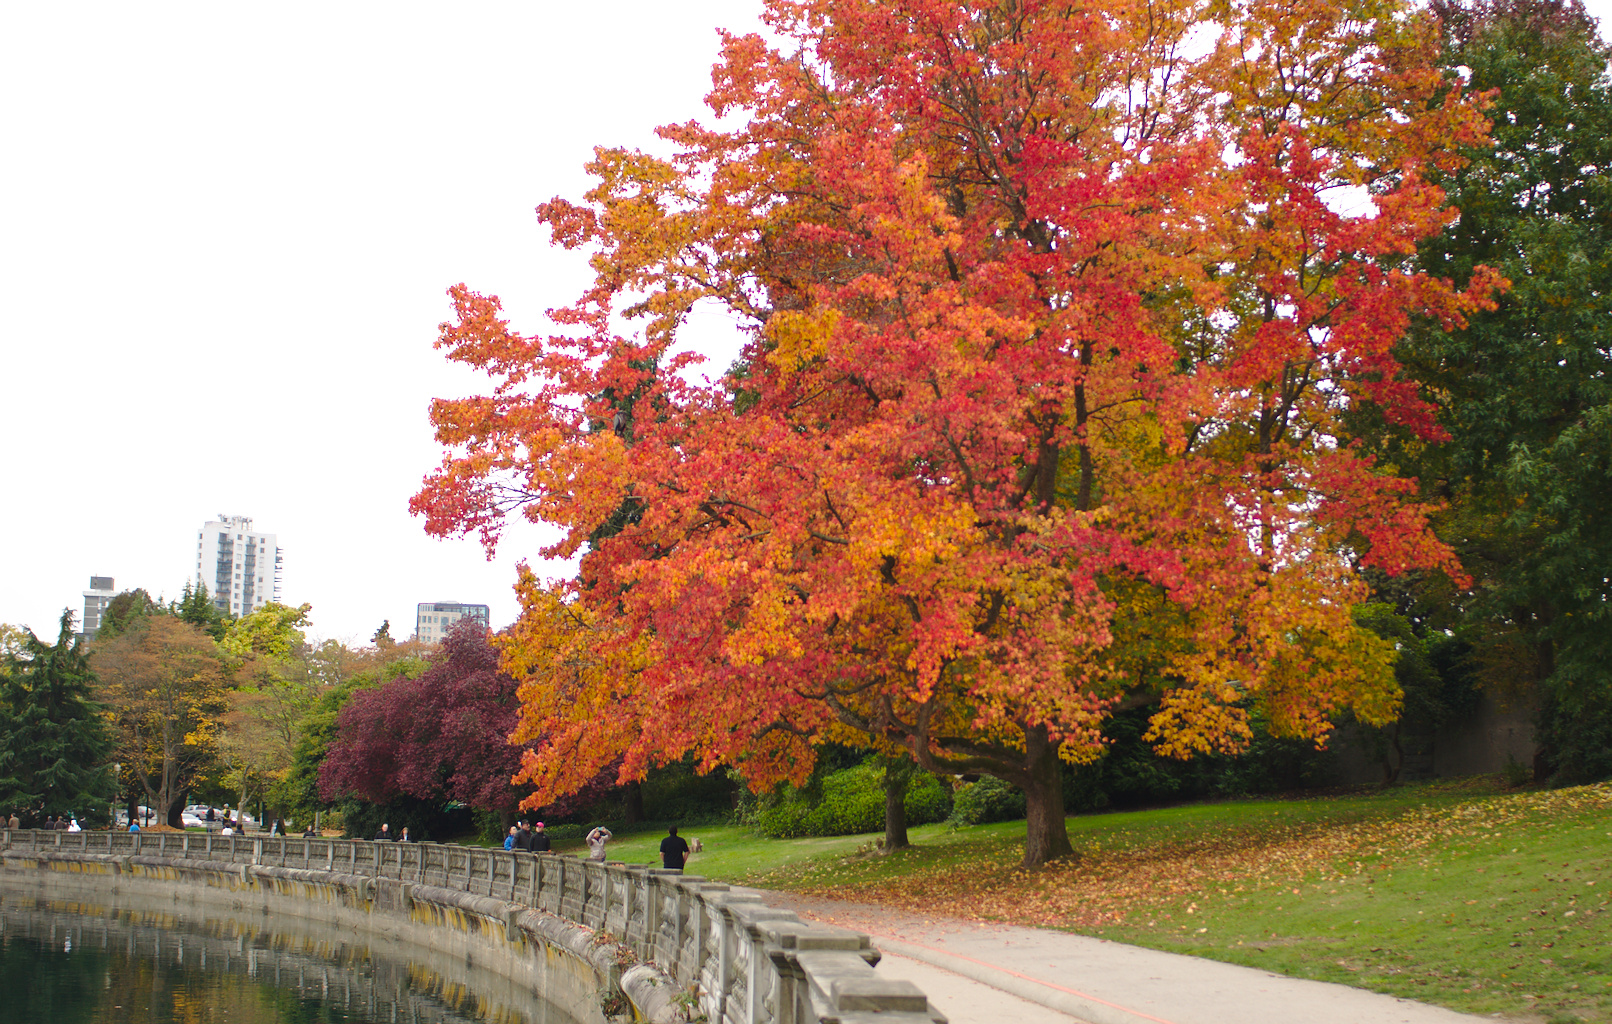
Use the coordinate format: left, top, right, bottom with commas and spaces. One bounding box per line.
660, 826, 690, 870
530, 821, 552, 853
514, 820, 533, 851
373, 823, 393, 841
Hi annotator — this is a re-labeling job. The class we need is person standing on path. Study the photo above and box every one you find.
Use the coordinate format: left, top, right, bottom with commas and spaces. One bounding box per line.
530, 821, 551, 853
6, 812, 17, 829
660, 826, 690, 870
585, 826, 612, 862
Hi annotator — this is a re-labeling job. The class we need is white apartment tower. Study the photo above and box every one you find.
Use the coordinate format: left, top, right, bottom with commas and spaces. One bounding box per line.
197, 515, 282, 617
416, 601, 490, 643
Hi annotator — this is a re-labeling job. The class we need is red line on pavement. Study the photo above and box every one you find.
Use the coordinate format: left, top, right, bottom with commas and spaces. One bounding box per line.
877, 932, 1181, 1024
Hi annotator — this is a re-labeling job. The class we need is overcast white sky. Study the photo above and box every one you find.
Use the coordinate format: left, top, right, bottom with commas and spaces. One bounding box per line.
0, 2, 763, 646
2, 2, 1608, 648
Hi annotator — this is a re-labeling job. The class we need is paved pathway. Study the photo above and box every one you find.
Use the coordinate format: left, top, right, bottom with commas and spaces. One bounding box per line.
757, 891, 1504, 1024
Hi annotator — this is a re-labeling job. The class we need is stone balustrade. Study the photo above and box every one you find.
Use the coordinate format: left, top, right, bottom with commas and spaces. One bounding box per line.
0, 828, 944, 1024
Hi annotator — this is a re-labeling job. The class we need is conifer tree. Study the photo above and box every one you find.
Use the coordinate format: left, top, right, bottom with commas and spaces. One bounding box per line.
0, 611, 115, 824
173, 581, 230, 641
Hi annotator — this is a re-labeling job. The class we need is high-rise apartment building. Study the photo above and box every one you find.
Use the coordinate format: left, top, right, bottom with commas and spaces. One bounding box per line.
80, 575, 116, 641
416, 601, 490, 643
197, 515, 282, 617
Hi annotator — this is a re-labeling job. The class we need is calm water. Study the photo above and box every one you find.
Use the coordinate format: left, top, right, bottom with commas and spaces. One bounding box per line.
0, 890, 574, 1024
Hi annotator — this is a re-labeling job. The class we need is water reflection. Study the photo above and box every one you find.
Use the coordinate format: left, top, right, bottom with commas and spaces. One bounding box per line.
0, 890, 575, 1024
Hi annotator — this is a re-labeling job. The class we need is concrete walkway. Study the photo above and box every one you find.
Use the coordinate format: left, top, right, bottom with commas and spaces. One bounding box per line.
757, 892, 1503, 1024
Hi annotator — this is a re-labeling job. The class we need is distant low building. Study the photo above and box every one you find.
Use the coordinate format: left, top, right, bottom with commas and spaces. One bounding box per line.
79, 575, 116, 641
416, 601, 490, 643
197, 515, 282, 618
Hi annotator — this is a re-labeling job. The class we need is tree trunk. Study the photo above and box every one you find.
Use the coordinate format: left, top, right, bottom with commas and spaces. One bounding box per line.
1532, 633, 1557, 784
1020, 724, 1074, 868
155, 756, 181, 829
1382, 724, 1403, 786
622, 781, 644, 824
882, 758, 911, 853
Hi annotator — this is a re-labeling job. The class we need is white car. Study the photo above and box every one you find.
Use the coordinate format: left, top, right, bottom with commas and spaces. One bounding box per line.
180, 811, 206, 828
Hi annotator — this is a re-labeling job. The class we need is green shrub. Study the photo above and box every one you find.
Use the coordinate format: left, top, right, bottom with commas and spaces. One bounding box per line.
947, 775, 1027, 826
748, 761, 952, 838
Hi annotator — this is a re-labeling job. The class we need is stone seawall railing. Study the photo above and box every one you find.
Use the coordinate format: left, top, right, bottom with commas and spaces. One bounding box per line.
0, 829, 944, 1024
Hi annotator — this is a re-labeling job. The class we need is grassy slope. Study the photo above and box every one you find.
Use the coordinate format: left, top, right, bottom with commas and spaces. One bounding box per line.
574, 781, 1611, 1024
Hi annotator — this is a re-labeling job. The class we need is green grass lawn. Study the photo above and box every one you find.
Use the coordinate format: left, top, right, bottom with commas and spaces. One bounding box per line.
1086, 789, 1612, 1023
546, 825, 885, 875
576, 780, 1610, 1023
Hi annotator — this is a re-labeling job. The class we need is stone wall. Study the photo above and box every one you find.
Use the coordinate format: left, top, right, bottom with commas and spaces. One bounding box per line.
0, 832, 945, 1024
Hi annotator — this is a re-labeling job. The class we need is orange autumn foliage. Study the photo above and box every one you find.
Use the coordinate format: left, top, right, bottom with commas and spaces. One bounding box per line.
414, 0, 1500, 865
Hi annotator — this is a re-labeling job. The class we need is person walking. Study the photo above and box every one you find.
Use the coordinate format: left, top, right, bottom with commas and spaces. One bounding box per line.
530, 821, 551, 853
504, 826, 518, 851
660, 826, 690, 870
399, 827, 414, 842
373, 823, 393, 841
585, 826, 612, 862
6, 812, 18, 829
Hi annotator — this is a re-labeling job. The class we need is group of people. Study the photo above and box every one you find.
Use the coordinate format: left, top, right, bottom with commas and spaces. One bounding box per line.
503, 820, 555, 853
370, 823, 415, 842
500, 821, 630, 862
497, 822, 694, 868
7, 812, 82, 832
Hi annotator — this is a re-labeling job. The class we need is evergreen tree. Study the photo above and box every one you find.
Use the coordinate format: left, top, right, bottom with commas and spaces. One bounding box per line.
94, 588, 163, 642
0, 611, 115, 824
173, 581, 229, 641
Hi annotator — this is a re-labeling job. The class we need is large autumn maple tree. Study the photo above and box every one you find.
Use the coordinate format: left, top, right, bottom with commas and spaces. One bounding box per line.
415, 0, 1499, 865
